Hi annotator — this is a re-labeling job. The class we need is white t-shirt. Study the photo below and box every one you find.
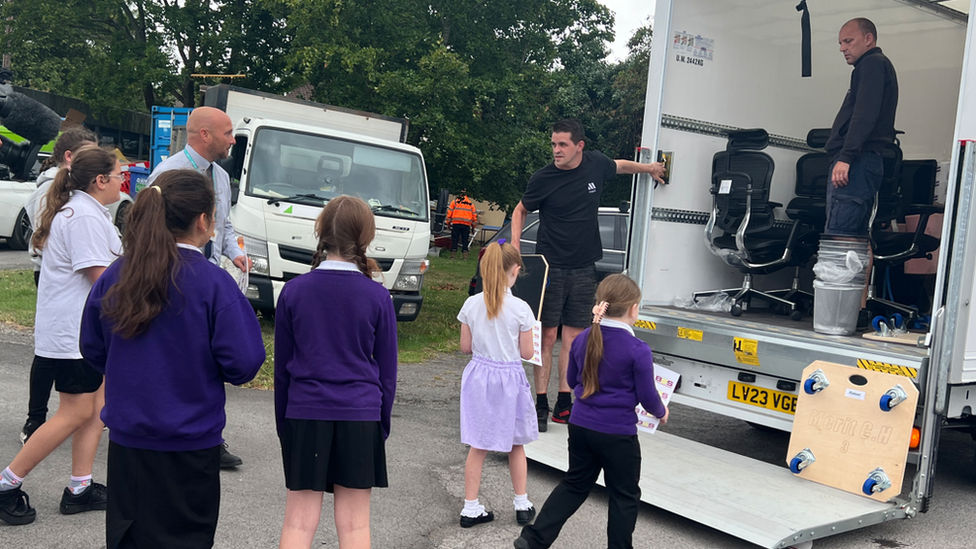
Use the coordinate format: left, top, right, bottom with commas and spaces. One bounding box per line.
35, 191, 123, 359
457, 289, 534, 362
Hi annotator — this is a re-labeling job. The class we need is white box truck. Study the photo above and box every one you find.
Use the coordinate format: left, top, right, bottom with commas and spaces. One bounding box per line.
203, 85, 430, 320
527, 1, 976, 547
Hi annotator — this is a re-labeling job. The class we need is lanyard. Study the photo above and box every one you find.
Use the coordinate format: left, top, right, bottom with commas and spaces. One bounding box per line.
184, 149, 217, 192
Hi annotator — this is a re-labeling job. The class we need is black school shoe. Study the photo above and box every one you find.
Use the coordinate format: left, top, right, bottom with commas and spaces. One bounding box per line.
551, 401, 572, 424
516, 506, 536, 526
536, 405, 549, 433
459, 510, 494, 528
220, 443, 243, 469
0, 487, 36, 525
60, 482, 108, 515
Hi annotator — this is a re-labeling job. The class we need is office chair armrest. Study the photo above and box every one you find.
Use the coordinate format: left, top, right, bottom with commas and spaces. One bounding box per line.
903, 204, 944, 216
768, 201, 783, 209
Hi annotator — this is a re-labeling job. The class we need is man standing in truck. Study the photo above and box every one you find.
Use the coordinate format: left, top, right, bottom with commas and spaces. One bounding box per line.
149, 106, 251, 470
510, 119, 665, 432
825, 18, 898, 315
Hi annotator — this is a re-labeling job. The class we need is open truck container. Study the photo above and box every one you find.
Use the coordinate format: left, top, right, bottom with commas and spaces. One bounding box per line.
204, 85, 430, 320
526, 1, 976, 547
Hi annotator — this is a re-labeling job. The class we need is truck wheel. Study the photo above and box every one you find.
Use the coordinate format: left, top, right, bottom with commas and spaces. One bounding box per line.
7, 208, 32, 250
114, 201, 131, 236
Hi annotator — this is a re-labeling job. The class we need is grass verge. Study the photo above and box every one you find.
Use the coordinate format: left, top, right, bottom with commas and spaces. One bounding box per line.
0, 250, 477, 391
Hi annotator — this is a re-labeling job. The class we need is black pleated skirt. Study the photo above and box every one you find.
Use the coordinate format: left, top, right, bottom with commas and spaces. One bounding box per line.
280, 419, 388, 493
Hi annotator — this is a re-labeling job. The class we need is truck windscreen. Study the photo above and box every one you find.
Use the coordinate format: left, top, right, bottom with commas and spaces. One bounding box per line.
247, 127, 428, 221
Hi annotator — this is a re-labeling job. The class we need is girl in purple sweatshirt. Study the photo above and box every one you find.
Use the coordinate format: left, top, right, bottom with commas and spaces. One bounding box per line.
80, 170, 265, 549
515, 274, 669, 549
275, 195, 397, 549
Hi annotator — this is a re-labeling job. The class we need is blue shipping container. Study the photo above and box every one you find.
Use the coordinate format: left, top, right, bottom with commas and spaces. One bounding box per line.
150, 106, 192, 171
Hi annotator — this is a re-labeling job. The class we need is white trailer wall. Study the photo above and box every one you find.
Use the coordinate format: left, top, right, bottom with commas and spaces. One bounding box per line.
640, 0, 966, 305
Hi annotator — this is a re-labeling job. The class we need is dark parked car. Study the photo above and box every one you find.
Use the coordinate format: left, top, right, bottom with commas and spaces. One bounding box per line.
468, 207, 629, 295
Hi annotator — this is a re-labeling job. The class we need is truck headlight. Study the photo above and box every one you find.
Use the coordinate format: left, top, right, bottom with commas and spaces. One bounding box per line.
394, 259, 429, 292
243, 235, 270, 276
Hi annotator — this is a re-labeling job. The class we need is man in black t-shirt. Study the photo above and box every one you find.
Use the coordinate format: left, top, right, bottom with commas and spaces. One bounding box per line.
511, 119, 665, 432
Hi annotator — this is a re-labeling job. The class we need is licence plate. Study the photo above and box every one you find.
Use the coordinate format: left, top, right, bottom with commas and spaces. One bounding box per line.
727, 381, 797, 415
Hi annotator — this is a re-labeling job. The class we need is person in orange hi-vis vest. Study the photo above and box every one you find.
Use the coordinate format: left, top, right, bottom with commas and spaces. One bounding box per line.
446, 190, 478, 259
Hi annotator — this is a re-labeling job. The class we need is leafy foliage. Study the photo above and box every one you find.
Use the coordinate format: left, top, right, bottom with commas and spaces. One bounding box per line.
2, 1, 654, 210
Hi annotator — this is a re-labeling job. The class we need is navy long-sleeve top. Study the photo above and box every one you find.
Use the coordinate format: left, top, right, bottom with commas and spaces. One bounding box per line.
568, 324, 666, 436
826, 47, 899, 165
80, 248, 266, 452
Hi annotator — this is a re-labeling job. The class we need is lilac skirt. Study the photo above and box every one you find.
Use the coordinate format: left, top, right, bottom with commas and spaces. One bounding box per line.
460, 355, 539, 452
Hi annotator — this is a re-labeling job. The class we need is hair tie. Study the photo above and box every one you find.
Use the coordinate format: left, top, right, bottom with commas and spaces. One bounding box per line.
592, 301, 609, 324
153, 186, 162, 195
497, 238, 506, 245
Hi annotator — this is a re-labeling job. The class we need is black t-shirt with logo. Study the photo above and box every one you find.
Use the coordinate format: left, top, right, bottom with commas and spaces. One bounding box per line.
521, 151, 617, 269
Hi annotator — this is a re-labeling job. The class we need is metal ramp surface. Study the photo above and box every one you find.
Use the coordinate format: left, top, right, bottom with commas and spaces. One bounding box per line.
526, 424, 901, 549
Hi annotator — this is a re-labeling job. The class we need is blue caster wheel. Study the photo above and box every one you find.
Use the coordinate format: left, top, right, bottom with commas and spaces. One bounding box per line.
891, 313, 904, 330
872, 316, 887, 332
789, 457, 803, 474
862, 478, 878, 496
880, 393, 894, 412
804, 378, 817, 395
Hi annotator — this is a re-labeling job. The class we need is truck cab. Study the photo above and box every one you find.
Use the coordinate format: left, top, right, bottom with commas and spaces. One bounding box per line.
201, 85, 431, 321
223, 118, 430, 320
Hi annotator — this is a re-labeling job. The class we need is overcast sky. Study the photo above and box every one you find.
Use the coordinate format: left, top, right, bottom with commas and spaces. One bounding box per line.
601, 0, 657, 62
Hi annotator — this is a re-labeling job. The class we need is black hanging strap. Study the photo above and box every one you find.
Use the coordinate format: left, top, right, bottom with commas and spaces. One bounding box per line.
797, 0, 811, 77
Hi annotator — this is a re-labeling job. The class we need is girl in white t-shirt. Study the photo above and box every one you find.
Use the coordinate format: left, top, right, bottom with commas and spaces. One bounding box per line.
0, 147, 123, 526
456, 241, 538, 528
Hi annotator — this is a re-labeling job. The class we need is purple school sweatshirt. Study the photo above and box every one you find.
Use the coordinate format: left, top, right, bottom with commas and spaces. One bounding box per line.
80, 248, 266, 452
567, 326, 666, 436
273, 268, 398, 439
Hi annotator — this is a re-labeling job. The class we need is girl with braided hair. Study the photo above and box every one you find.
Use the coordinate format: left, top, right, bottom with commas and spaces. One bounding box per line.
0, 147, 122, 526
514, 274, 669, 549
274, 195, 397, 549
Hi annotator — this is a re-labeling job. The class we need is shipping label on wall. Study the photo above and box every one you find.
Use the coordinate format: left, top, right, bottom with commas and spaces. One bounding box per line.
672, 31, 714, 67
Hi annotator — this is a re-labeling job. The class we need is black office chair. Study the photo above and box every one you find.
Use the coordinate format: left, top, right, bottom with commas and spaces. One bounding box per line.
866, 144, 942, 323
695, 129, 815, 318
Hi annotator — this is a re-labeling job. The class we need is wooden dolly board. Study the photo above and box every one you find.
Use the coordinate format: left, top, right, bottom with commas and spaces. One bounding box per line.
787, 361, 919, 502
862, 330, 926, 347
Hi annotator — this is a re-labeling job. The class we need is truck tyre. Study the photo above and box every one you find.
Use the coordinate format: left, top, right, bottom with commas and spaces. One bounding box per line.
8, 208, 32, 250
114, 201, 131, 236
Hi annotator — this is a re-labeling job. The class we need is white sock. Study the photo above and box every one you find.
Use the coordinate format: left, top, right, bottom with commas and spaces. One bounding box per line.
461, 498, 486, 518
0, 467, 23, 492
69, 474, 92, 495
514, 493, 533, 511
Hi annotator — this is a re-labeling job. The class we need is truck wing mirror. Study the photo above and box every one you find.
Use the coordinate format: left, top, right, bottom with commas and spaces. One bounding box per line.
231, 181, 240, 205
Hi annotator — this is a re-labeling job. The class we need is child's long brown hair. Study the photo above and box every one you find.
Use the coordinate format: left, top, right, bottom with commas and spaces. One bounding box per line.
39, 127, 97, 171
101, 170, 215, 338
311, 195, 380, 278
32, 147, 117, 252
480, 241, 522, 320
581, 274, 642, 399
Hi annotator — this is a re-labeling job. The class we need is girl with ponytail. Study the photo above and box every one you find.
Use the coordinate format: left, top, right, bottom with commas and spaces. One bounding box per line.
456, 241, 537, 529
515, 274, 669, 549
274, 195, 397, 549
79, 169, 265, 548
0, 147, 122, 527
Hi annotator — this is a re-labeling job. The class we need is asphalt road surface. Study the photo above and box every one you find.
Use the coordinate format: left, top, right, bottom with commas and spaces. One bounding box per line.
0, 326, 973, 548
0, 239, 33, 270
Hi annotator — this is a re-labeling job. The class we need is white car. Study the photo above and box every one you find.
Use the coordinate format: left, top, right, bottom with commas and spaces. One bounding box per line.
0, 179, 133, 250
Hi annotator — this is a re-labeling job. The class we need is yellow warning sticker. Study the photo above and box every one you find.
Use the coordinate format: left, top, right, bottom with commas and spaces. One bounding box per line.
733, 337, 760, 366
635, 320, 657, 331
677, 327, 703, 342
857, 359, 918, 379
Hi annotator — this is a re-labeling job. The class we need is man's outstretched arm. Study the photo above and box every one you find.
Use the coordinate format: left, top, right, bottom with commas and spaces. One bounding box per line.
615, 159, 666, 184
